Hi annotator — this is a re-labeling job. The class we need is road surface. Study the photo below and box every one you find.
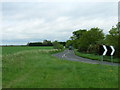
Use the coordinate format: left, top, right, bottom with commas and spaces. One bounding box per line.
53, 49, 120, 66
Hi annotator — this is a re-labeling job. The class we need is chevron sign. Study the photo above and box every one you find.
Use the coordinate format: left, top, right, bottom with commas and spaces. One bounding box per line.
110, 46, 115, 56
99, 45, 115, 56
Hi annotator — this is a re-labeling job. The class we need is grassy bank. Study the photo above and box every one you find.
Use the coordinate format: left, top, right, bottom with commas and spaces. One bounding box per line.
74, 49, 120, 63
2, 47, 119, 88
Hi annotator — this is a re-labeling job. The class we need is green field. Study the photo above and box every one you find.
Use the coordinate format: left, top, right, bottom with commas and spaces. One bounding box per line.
1, 46, 53, 55
2, 46, 119, 88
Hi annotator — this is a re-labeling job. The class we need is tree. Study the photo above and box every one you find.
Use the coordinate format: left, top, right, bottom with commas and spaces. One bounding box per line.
70, 29, 87, 48
43, 40, 52, 46
66, 40, 73, 48
72, 29, 87, 40
27, 42, 43, 46
104, 26, 119, 46
52, 41, 64, 50
59, 42, 66, 46
104, 25, 119, 57
76, 27, 104, 52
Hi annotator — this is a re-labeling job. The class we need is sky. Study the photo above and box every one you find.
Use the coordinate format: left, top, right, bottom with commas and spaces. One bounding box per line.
1, 1, 118, 45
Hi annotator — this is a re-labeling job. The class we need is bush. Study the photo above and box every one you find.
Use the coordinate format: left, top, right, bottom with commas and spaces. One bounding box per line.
53, 41, 64, 50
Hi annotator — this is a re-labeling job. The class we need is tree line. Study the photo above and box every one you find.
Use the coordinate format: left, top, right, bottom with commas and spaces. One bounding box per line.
66, 23, 120, 58
27, 40, 65, 49
27, 23, 120, 58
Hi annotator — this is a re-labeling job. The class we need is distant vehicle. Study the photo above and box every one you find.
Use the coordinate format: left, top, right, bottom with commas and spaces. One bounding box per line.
69, 46, 72, 50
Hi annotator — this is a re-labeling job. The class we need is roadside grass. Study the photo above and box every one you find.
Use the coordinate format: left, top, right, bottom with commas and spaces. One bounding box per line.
2, 47, 119, 88
74, 49, 120, 63
1, 46, 53, 55
0, 47, 1, 89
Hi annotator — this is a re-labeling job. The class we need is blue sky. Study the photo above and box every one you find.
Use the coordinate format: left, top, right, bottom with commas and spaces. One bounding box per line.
1, 1, 118, 45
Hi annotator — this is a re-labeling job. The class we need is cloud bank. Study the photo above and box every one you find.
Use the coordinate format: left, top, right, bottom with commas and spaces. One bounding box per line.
1, 2, 118, 45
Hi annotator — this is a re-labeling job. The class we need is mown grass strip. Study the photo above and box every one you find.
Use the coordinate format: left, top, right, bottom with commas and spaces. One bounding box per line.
74, 49, 120, 63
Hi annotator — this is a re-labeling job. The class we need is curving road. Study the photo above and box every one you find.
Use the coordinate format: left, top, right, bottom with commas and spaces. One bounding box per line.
53, 49, 120, 66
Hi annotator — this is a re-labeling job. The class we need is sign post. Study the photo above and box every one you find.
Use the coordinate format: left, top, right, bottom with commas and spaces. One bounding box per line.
99, 45, 107, 63
110, 46, 115, 63
101, 55, 103, 62
111, 56, 113, 63
99, 45, 115, 64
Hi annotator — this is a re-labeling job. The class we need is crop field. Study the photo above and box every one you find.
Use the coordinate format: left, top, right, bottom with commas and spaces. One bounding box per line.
2, 46, 119, 88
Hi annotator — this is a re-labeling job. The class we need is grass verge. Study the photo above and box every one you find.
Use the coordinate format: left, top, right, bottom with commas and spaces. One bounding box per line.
74, 49, 120, 63
2, 47, 119, 88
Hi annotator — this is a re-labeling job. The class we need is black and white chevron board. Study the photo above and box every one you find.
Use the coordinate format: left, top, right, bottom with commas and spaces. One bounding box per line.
99, 45, 115, 62
99, 45, 115, 56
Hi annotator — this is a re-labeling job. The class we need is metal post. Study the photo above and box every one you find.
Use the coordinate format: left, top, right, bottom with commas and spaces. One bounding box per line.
99, 55, 103, 68
101, 55, 103, 64
111, 55, 113, 69
99, 55, 101, 64
102, 55, 103, 62
111, 55, 113, 63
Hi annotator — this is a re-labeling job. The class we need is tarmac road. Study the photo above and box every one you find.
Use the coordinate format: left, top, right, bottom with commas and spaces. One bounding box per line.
52, 49, 120, 66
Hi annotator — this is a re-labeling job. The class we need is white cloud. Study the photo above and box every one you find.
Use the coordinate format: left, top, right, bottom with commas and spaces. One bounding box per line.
0, 0, 119, 2
2, 16, 117, 42
1, 2, 118, 45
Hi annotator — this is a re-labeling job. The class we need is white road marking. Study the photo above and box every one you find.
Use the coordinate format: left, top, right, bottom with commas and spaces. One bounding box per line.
62, 50, 71, 58
62, 54, 66, 58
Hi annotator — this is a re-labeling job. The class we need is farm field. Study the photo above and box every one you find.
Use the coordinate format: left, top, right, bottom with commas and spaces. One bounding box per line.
2, 46, 119, 88
1, 46, 53, 55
